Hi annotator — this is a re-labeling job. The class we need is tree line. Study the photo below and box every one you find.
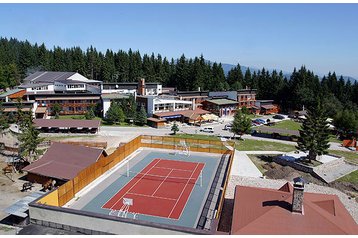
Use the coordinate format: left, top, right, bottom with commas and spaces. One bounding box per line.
0, 37, 357, 137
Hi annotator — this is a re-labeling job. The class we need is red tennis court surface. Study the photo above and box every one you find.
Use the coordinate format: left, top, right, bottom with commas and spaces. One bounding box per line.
102, 158, 205, 219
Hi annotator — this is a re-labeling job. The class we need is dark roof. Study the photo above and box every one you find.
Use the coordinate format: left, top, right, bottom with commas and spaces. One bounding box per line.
204, 99, 238, 105
23, 142, 104, 180
231, 182, 358, 235
33, 119, 100, 129
237, 89, 257, 94
23, 71, 76, 84
176, 91, 209, 97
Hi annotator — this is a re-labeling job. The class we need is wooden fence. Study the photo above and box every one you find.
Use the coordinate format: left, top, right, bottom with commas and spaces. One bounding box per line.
140, 135, 234, 154
42, 135, 235, 207
57, 136, 141, 206
215, 148, 235, 219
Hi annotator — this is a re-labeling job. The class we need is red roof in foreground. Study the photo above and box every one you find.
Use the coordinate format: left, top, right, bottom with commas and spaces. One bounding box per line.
231, 182, 358, 235
23, 142, 104, 180
33, 119, 100, 129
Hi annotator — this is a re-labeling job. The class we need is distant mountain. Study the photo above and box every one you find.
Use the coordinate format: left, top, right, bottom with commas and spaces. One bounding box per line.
219, 62, 357, 82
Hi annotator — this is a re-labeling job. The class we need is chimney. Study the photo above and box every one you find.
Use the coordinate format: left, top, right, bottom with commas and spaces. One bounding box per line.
292, 177, 305, 214
138, 78, 145, 95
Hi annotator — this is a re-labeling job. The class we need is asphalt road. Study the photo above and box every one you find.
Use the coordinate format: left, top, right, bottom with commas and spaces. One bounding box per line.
99, 119, 351, 152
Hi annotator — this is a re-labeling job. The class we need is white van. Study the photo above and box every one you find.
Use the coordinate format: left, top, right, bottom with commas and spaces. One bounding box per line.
200, 127, 214, 133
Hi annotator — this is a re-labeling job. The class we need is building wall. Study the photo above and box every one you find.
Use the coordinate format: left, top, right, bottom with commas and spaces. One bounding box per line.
26, 84, 55, 93
29, 206, 193, 235
102, 98, 111, 117
54, 82, 67, 91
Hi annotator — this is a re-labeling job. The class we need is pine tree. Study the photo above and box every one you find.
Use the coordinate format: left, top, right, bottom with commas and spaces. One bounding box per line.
0, 101, 9, 137
297, 103, 330, 162
171, 122, 179, 135
18, 114, 44, 162
230, 110, 252, 139
52, 103, 61, 119
85, 107, 95, 120
135, 106, 147, 126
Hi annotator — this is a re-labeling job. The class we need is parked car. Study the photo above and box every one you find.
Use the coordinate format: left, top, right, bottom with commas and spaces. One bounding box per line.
200, 127, 214, 133
252, 120, 261, 125
253, 119, 266, 125
273, 114, 285, 120
224, 124, 232, 130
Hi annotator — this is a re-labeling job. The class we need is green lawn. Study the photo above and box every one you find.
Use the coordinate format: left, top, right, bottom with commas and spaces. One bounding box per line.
172, 133, 220, 141
247, 114, 262, 119
328, 135, 343, 143
235, 139, 296, 152
337, 170, 358, 183
58, 115, 101, 121
271, 120, 302, 131
58, 115, 144, 127
328, 150, 358, 164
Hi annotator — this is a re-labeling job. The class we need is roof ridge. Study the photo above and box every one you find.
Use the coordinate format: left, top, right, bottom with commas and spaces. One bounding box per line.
305, 199, 349, 234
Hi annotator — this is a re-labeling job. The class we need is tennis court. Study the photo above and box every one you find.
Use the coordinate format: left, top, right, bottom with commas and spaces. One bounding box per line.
68, 148, 222, 228
103, 159, 205, 219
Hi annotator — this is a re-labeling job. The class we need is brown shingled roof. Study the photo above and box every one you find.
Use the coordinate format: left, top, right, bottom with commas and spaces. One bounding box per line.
231, 182, 358, 235
33, 119, 100, 129
23, 142, 104, 181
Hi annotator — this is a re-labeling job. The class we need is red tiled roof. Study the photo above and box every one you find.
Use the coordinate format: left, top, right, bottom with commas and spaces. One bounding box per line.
261, 104, 277, 110
153, 108, 210, 118
231, 182, 358, 235
23, 142, 104, 181
33, 119, 100, 129
147, 117, 167, 122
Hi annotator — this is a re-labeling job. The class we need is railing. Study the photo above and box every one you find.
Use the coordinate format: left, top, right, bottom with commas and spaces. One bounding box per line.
215, 148, 235, 219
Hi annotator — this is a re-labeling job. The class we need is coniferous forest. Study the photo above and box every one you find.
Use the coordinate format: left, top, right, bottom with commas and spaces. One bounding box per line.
0, 37, 357, 122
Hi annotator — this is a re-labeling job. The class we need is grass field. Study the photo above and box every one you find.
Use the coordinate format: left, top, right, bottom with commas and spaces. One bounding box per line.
328, 135, 343, 143
328, 150, 358, 164
58, 115, 101, 120
337, 170, 358, 183
271, 120, 301, 131
247, 114, 262, 119
235, 139, 296, 152
58, 115, 143, 127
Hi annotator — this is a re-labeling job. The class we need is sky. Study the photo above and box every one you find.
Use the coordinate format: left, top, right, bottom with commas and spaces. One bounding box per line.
0, 3, 357, 78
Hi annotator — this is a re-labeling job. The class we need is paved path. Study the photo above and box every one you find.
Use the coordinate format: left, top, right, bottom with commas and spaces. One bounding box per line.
313, 159, 358, 183
100, 125, 353, 152
230, 150, 263, 178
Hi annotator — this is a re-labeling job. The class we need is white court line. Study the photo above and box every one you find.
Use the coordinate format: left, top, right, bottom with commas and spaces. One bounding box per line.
109, 159, 162, 210
151, 169, 174, 196
154, 166, 193, 173
126, 192, 177, 201
167, 163, 200, 218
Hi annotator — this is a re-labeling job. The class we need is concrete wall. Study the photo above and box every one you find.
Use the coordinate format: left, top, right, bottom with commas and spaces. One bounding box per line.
273, 157, 314, 173
29, 205, 199, 235
102, 98, 111, 117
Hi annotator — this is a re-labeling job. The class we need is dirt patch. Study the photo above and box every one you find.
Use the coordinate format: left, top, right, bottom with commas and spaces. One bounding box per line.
217, 198, 234, 233
0, 154, 42, 222
261, 160, 357, 200
263, 162, 326, 185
